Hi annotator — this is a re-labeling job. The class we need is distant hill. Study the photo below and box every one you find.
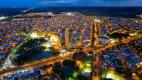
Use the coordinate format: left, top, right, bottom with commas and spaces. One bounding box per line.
0, 7, 142, 18
0, 8, 27, 16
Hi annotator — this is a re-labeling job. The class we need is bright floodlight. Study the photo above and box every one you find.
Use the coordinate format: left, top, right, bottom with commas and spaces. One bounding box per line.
94, 19, 101, 22
106, 73, 112, 79
106, 72, 121, 80
0, 16, 7, 20
140, 15, 142, 18
48, 12, 52, 15
30, 33, 38, 38
48, 12, 53, 16
137, 61, 142, 68
50, 36, 57, 42
67, 13, 74, 16
110, 39, 115, 43
129, 33, 137, 36
83, 68, 91, 73
60, 50, 66, 54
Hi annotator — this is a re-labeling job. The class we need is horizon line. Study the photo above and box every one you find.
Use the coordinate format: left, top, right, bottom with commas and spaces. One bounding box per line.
0, 6, 142, 8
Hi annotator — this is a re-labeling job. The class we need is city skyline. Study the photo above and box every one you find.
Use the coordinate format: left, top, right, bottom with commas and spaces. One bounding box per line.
0, 0, 142, 80
0, 0, 142, 7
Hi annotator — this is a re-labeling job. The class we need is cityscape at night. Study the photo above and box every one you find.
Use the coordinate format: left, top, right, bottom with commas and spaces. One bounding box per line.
0, 0, 142, 80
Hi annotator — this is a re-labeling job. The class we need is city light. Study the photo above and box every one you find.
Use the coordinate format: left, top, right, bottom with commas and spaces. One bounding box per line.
67, 13, 74, 16
76, 61, 84, 69
48, 12, 54, 16
94, 19, 101, 22
106, 73, 113, 79
83, 68, 91, 73
140, 15, 142, 18
129, 33, 138, 36
42, 42, 51, 48
0, 16, 7, 20
50, 36, 57, 42
137, 62, 142, 68
30, 33, 38, 38
0, 7, 142, 80
48, 12, 52, 15
105, 71, 121, 80
59, 49, 67, 55
110, 39, 115, 43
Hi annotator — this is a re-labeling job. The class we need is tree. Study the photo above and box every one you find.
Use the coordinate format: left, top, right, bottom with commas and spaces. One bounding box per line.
72, 51, 87, 62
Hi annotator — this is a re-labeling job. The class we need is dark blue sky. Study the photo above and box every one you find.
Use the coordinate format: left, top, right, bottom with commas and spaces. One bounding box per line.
0, 0, 142, 7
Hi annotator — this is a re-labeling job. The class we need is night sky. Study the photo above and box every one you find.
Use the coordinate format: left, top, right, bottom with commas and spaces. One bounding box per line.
0, 0, 142, 7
